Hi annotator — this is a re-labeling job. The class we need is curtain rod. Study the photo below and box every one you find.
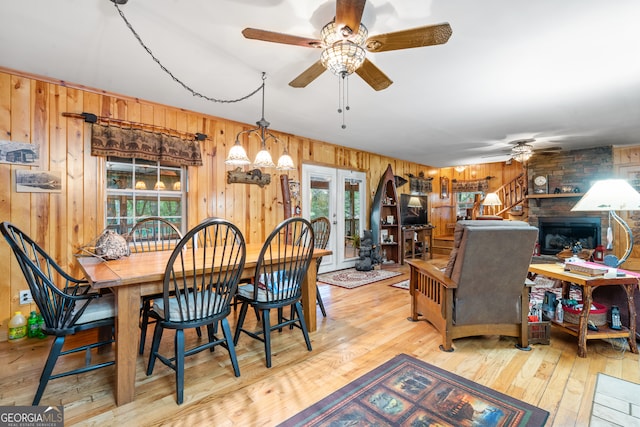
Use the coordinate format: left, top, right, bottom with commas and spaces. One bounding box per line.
62, 112, 207, 141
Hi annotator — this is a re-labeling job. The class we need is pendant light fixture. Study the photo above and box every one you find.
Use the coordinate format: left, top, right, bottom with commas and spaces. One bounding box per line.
225, 73, 294, 170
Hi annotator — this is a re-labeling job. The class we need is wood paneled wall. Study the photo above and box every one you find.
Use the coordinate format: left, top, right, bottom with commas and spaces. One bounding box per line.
0, 68, 521, 340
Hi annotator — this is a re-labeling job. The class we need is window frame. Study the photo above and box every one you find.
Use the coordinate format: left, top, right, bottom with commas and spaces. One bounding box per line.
104, 157, 187, 235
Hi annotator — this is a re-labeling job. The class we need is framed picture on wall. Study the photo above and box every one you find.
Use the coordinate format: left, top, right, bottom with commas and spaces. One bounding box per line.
440, 177, 449, 199
0, 140, 39, 165
15, 170, 62, 193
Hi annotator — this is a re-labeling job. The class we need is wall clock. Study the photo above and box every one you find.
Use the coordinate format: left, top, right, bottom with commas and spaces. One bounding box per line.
533, 175, 548, 194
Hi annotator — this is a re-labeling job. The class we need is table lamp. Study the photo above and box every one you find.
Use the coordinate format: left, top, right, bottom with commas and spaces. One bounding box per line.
482, 192, 502, 215
571, 179, 640, 267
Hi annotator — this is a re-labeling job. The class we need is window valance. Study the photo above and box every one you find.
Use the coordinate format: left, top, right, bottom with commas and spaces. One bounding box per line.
451, 179, 489, 193
91, 123, 203, 166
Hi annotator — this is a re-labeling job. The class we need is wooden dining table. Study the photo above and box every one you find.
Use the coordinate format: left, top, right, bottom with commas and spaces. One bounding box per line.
76, 243, 331, 406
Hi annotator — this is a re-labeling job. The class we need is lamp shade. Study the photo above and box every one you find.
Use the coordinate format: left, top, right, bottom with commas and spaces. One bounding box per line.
253, 147, 275, 168
225, 141, 251, 165
276, 152, 295, 170
407, 196, 422, 208
571, 179, 640, 211
483, 192, 502, 206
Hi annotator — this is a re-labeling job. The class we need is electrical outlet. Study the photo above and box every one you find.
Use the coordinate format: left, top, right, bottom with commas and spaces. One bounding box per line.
19, 290, 33, 305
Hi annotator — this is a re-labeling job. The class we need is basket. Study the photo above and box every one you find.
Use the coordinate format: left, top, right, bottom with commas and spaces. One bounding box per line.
528, 321, 551, 345
562, 301, 607, 326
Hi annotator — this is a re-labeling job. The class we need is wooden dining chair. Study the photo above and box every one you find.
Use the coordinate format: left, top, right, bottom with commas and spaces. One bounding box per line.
233, 217, 315, 368
127, 216, 185, 355
310, 217, 331, 317
146, 218, 246, 404
1, 221, 115, 405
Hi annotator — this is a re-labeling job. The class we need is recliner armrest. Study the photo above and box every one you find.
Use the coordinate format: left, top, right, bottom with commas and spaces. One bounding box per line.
406, 259, 458, 289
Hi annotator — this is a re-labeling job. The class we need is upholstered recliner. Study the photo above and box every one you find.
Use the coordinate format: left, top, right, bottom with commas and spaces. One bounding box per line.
407, 220, 538, 351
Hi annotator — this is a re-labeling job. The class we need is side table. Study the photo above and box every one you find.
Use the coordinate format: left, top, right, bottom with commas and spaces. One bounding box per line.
401, 225, 434, 264
528, 263, 638, 358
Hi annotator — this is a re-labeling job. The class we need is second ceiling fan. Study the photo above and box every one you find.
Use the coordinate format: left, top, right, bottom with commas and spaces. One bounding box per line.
242, 0, 452, 91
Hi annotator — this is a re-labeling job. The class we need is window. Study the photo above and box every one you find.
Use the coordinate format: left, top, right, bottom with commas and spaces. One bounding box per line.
105, 157, 185, 234
456, 191, 482, 220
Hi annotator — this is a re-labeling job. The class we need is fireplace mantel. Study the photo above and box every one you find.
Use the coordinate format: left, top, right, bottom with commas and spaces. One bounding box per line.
526, 193, 585, 207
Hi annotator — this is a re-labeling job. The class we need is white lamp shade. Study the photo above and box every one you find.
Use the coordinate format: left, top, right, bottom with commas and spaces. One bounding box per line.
225, 143, 251, 165
276, 152, 295, 170
571, 179, 640, 211
253, 149, 275, 168
483, 192, 502, 206
407, 196, 422, 208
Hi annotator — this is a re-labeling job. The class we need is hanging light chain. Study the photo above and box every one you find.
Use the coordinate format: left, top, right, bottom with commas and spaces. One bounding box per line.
337, 72, 350, 129
113, 2, 262, 104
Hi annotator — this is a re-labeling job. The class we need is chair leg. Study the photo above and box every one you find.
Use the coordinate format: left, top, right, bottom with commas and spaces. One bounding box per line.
220, 318, 240, 377
316, 285, 327, 317
262, 309, 272, 368
175, 329, 185, 404
146, 322, 164, 375
277, 307, 284, 332
207, 323, 216, 352
139, 299, 152, 355
233, 301, 249, 345
294, 302, 313, 351
33, 336, 65, 405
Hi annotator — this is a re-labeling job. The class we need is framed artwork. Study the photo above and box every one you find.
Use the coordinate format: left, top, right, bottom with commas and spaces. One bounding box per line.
440, 177, 449, 199
15, 170, 62, 193
380, 229, 389, 243
0, 140, 39, 165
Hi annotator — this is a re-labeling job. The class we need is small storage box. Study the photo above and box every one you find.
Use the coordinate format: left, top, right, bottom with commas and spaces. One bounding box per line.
563, 301, 607, 326
528, 321, 551, 345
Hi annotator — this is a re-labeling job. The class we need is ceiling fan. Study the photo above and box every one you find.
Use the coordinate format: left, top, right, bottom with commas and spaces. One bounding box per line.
241, 0, 452, 91
483, 139, 562, 162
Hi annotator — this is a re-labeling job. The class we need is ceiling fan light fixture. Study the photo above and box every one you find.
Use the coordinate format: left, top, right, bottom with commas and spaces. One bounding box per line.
321, 41, 366, 76
321, 21, 368, 47
511, 141, 533, 163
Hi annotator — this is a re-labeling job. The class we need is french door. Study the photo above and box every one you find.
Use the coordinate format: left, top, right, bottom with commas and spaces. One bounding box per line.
302, 164, 367, 273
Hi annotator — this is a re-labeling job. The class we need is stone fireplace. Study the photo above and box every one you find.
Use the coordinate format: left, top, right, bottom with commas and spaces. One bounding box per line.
538, 216, 601, 255
526, 146, 613, 251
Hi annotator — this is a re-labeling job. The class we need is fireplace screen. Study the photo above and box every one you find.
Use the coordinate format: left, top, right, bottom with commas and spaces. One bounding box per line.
538, 217, 601, 255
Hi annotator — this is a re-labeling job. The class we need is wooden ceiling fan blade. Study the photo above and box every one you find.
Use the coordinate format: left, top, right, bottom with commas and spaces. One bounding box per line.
355, 58, 392, 91
289, 61, 327, 88
242, 28, 323, 48
336, 0, 366, 35
365, 23, 452, 53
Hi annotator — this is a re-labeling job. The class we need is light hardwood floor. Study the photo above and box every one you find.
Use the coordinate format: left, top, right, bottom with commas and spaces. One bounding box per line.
1, 264, 638, 426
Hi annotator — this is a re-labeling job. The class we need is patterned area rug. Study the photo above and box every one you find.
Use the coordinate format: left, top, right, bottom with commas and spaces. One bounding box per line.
390, 279, 410, 290
318, 268, 402, 289
278, 354, 549, 426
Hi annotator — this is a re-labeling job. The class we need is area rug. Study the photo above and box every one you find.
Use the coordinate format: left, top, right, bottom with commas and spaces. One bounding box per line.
390, 279, 410, 290
318, 268, 402, 289
278, 354, 549, 427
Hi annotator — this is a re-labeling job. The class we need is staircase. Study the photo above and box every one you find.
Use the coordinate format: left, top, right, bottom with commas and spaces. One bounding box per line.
495, 172, 527, 215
